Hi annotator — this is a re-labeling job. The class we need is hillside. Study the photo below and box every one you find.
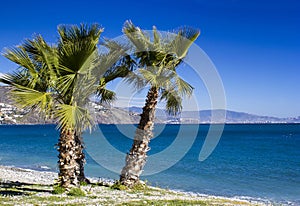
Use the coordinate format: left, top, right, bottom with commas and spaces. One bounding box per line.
0, 86, 12, 104
1, 86, 299, 124
124, 107, 300, 124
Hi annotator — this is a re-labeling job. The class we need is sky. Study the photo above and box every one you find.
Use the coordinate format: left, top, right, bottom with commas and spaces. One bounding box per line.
0, 0, 299, 117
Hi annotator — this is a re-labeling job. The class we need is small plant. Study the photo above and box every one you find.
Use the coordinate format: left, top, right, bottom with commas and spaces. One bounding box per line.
131, 182, 147, 191
67, 187, 86, 197
110, 181, 128, 191
80, 181, 88, 186
52, 185, 65, 194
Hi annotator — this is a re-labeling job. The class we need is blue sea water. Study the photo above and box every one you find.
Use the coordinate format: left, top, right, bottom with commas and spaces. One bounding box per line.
0, 124, 299, 204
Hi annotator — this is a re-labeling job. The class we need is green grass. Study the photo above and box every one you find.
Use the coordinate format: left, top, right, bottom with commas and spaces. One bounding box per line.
110, 181, 128, 190
131, 182, 148, 191
111, 181, 156, 192
0, 181, 259, 206
80, 181, 88, 186
52, 185, 66, 194
23, 195, 69, 202
67, 187, 86, 197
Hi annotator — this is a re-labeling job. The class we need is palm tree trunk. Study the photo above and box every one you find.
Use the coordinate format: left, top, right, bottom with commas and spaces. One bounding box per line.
120, 86, 158, 187
74, 134, 90, 184
57, 127, 79, 188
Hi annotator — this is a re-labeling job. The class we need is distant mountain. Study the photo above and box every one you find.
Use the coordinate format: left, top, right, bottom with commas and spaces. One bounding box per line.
1, 85, 299, 124
0, 86, 12, 103
124, 107, 300, 124
179, 110, 284, 123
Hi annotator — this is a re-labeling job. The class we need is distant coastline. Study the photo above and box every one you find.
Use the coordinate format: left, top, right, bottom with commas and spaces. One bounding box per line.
1, 86, 299, 125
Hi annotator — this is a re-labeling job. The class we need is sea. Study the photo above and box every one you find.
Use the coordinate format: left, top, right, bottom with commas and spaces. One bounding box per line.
0, 124, 299, 205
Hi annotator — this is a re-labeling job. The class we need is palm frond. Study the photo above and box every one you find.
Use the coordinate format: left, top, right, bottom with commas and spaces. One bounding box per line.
177, 26, 200, 41
54, 24, 104, 105
123, 70, 148, 90
0, 71, 30, 87
153, 26, 161, 46
55, 104, 94, 132
160, 89, 183, 116
56, 23, 102, 77
57, 40, 98, 74
58, 23, 103, 45
175, 76, 194, 97
2, 36, 59, 92
123, 20, 151, 52
3, 47, 38, 80
96, 85, 116, 104
98, 51, 130, 79
56, 73, 77, 97
139, 68, 158, 86
10, 85, 53, 114
23, 35, 58, 70
77, 50, 99, 75
168, 27, 200, 59
72, 75, 98, 106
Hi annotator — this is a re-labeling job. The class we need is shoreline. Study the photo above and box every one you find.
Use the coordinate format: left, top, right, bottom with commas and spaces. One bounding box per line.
0, 165, 269, 205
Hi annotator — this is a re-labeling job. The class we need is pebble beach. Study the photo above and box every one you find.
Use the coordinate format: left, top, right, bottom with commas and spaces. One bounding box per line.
0, 165, 269, 205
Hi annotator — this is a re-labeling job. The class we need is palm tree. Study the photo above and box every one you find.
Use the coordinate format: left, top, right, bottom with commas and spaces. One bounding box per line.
0, 24, 131, 188
55, 25, 131, 185
119, 21, 200, 187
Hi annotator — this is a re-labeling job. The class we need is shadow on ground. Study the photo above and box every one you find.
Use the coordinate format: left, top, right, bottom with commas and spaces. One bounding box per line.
0, 181, 52, 196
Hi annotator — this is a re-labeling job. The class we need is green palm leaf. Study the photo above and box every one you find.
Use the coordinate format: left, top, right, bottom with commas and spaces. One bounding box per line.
153, 26, 161, 47
123, 70, 148, 90
3, 47, 38, 84
168, 27, 200, 59
10, 85, 53, 115
55, 104, 94, 132
160, 89, 183, 115
0, 71, 30, 87
139, 68, 158, 86
96, 85, 116, 103
175, 76, 194, 97
56, 73, 77, 96
23, 35, 58, 70
122, 21, 197, 116
123, 20, 151, 52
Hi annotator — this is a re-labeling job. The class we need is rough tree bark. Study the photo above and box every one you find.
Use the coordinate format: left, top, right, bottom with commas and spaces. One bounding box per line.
120, 86, 158, 187
57, 127, 79, 188
74, 134, 90, 183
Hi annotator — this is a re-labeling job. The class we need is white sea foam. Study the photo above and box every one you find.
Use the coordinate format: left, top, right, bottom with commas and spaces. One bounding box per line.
39, 165, 51, 170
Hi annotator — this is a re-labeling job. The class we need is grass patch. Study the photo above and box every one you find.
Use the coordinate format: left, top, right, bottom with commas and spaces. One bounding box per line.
80, 181, 88, 186
67, 187, 86, 197
22, 195, 69, 202
111, 181, 153, 192
110, 181, 128, 191
52, 185, 66, 194
0, 181, 258, 206
131, 182, 147, 191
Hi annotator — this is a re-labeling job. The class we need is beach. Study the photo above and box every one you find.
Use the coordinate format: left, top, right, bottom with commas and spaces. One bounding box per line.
0, 165, 267, 205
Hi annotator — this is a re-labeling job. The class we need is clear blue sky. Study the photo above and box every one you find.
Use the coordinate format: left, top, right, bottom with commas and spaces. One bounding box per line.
0, 0, 299, 117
